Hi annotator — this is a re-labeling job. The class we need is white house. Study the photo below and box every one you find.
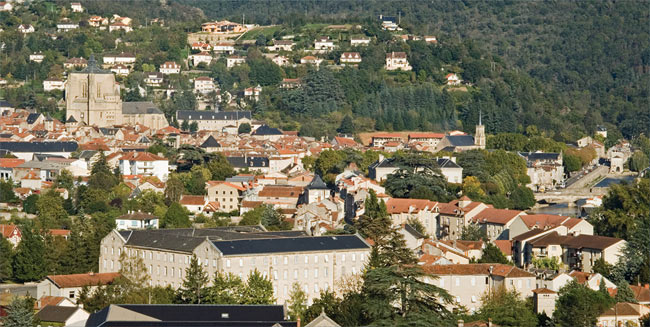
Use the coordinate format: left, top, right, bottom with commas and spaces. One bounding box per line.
194, 76, 215, 94
340, 52, 361, 64
144, 72, 164, 86
36, 305, 89, 327
36, 272, 121, 302
446, 73, 462, 86
179, 195, 208, 214
118, 152, 169, 181
43, 78, 65, 92
268, 40, 294, 52
160, 61, 180, 74
70, 2, 84, 12
115, 211, 159, 230
110, 64, 130, 76
385, 52, 411, 71
30, 52, 45, 63
190, 51, 213, 66
226, 55, 246, 68
350, 36, 371, 46
314, 36, 335, 51
301, 56, 323, 66
103, 52, 136, 65
0, 2, 13, 11
18, 24, 35, 34
109, 22, 133, 32
57, 21, 79, 32
272, 55, 290, 67
244, 85, 262, 101
212, 43, 235, 54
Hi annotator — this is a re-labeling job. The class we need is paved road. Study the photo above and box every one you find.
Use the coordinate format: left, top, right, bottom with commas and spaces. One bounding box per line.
566, 165, 608, 190
0, 283, 38, 297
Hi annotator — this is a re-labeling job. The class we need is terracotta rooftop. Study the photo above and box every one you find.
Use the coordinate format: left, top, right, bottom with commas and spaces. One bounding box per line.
386, 198, 437, 214
179, 195, 206, 206
472, 208, 523, 225
493, 240, 513, 256
46, 272, 121, 288
119, 151, 166, 162
424, 263, 534, 278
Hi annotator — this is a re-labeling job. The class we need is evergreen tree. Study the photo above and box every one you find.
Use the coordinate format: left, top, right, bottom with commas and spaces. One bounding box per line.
287, 282, 307, 321
241, 269, 275, 304
22, 194, 39, 214
1, 296, 35, 327
12, 224, 45, 283
88, 152, 119, 191
0, 236, 13, 282
614, 280, 637, 303
478, 243, 511, 264
177, 255, 209, 304
337, 115, 354, 134
460, 224, 487, 241
303, 291, 342, 323
35, 190, 69, 229
163, 202, 191, 228
237, 123, 251, 134
164, 174, 184, 204
0, 179, 17, 203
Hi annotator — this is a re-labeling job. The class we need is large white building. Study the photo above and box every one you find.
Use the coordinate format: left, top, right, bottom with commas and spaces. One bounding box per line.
98, 228, 371, 304
118, 152, 169, 181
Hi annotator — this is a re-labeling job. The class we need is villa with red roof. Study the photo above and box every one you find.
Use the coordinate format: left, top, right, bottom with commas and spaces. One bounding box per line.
386, 198, 439, 236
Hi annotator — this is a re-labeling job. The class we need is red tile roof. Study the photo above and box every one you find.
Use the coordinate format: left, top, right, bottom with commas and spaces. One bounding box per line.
258, 185, 303, 198
472, 208, 523, 225
493, 240, 513, 256
206, 180, 246, 191
408, 133, 445, 139
0, 158, 25, 168
424, 263, 534, 278
386, 198, 438, 214
47, 272, 121, 288
0, 224, 19, 238
179, 195, 206, 206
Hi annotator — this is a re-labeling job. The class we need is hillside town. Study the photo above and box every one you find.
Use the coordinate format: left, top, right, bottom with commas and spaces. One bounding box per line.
0, 1, 648, 327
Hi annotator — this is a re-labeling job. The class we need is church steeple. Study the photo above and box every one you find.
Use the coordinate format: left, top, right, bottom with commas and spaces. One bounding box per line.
475, 110, 486, 148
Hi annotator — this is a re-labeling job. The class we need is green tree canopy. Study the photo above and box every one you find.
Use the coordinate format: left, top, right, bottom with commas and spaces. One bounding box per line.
553, 280, 612, 327
472, 286, 537, 327
163, 202, 191, 228
478, 243, 511, 265
176, 254, 209, 304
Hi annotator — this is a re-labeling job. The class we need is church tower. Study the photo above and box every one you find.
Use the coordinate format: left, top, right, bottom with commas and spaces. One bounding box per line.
475, 111, 486, 149
65, 54, 122, 127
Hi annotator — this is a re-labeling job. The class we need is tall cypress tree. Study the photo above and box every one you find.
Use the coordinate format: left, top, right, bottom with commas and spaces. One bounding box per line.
12, 225, 46, 283
0, 237, 13, 282
177, 255, 208, 304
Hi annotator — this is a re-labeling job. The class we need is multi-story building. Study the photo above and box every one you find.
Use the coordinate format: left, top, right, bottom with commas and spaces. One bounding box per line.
314, 36, 335, 51
385, 52, 411, 71
98, 228, 371, 303
206, 180, 247, 212
176, 111, 251, 131
194, 77, 216, 95
190, 51, 213, 66
518, 152, 564, 192
43, 78, 65, 92
386, 198, 439, 236
340, 52, 361, 64
118, 152, 169, 181
160, 62, 181, 74
422, 264, 536, 314
115, 211, 160, 230
102, 52, 136, 65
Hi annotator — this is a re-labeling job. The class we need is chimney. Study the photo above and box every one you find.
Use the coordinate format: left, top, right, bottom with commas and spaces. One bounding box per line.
457, 320, 464, 327
296, 317, 301, 327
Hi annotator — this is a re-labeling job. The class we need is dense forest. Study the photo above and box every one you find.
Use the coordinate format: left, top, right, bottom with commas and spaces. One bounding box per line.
177, 0, 649, 140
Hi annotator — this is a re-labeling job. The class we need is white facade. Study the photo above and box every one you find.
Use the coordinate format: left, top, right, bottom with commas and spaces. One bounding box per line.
190, 52, 213, 66
160, 62, 181, 74
385, 52, 411, 71
194, 77, 215, 94
43, 79, 65, 92
227, 56, 246, 68
57, 22, 79, 32
118, 155, 169, 181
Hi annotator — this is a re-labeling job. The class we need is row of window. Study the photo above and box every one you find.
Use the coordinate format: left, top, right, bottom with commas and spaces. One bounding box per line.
225, 253, 363, 268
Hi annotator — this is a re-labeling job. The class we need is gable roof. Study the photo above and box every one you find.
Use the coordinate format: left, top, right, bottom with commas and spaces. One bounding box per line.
252, 125, 283, 136
561, 234, 624, 250
306, 175, 328, 190
472, 208, 523, 225
37, 306, 82, 323
200, 135, 221, 148
46, 272, 121, 288
180, 195, 206, 206
424, 263, 534, 278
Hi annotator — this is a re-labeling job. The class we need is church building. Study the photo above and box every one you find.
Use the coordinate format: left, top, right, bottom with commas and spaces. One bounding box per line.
65, 55, 168, 129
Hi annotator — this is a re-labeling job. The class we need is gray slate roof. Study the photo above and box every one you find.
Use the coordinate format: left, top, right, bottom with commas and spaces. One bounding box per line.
86, 304, 295, 327
122, 102, 163, 115
176, 110, 251, 121
437, 158, 461, 169
27, 113, 41, 124
78, 55, 111, 74
445, 135, 476, 147
0, 141, 78, 153
252, 125, 283, 136
37, 306, 80, 323
227, 156, 269, 168
306, 174, 329, 190
200, 135, 221, 148
213, 235, 369, 256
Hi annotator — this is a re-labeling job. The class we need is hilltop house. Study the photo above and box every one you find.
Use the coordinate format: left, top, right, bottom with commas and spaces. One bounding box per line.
385, 52, 411, 71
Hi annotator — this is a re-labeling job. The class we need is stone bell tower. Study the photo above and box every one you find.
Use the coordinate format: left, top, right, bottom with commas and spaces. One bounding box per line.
475, 111, 486, 149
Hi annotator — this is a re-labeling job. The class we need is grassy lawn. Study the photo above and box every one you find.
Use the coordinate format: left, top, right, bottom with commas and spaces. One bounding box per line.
241, 25, 283, 40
